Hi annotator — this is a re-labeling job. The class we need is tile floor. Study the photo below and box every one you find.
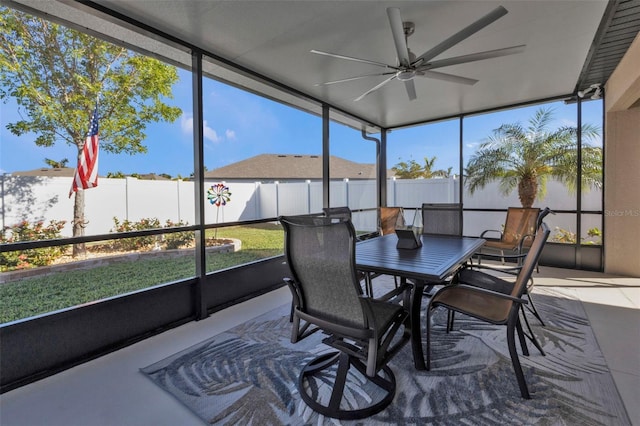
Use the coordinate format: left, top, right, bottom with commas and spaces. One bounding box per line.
1, 266, 638, 426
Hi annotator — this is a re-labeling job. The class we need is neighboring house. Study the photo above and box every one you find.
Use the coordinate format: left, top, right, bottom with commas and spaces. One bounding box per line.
204, 154, 396, 183
10, 167, 76, 177
10, 169, 170, 181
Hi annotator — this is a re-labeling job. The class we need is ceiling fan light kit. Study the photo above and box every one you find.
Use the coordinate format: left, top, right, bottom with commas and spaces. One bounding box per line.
312, 5, 526, 101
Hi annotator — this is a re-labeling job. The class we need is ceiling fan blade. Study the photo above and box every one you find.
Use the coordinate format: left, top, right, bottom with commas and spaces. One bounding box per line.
418, 70, 478, 85
422, 45, 525, 70
413, 6, 508, 65
314, 72, 396, 86
310, 49, 396, 69
387, 8, 411, 67
404, 80, 417, 101
354, 75, 397, 101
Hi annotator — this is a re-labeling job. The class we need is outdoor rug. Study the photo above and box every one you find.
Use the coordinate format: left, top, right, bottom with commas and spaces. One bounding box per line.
141, 287, 631, 425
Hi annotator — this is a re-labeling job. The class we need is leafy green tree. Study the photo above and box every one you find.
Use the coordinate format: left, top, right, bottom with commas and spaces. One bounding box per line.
465, 108, 601, 208
392, 156, 452, 179
106, 171, 126, 178
44, 158, 69, 168
0, 7, 182, 256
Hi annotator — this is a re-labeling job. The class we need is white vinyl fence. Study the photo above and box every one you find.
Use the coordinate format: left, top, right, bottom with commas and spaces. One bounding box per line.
1, 174, 602, 240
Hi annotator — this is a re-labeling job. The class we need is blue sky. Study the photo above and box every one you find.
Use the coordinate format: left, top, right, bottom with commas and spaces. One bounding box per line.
1, 67, 602, 178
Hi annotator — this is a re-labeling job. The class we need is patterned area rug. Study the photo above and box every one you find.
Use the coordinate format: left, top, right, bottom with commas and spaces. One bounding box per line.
141, 287, 630, 425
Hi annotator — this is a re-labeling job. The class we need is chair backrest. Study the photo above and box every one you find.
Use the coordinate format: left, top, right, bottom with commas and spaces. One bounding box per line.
536, 206, 553, 229
421, 203, 462, 236
280, 215, 366, 328
322, 206, 352, 220
502, 207, 540, 246
509, 222, 550, 299
379, 207, 404, 235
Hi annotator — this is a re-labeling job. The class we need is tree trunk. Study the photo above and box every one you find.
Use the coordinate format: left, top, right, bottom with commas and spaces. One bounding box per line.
518, 175, 538, 208
71, 180, 87, 257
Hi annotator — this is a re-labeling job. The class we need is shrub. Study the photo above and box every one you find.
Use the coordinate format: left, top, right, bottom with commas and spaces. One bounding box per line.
163, 219, 193, 249
109, 217, 162, 251
0, 220, 67, 271
552, 226, 602, 245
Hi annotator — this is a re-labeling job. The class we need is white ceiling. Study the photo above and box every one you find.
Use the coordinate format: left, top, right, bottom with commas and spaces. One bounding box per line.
18, 1, 610, 130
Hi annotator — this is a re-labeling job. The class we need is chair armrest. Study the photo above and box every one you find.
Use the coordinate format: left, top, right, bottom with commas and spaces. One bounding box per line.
447, 283, 528, 304
284, 277, 303, 310
480, 229, 503, 240
462, 262, 521, 276
375, 283, 412, 304
358, 231, 380, 241
473, 249, 528, 265
517, 233, 535, 253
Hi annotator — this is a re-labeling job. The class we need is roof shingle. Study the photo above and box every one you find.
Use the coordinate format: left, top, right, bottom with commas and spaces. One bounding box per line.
205, 154, 393, 180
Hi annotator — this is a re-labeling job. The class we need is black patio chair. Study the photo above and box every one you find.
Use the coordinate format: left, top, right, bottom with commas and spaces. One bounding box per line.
425, 221, 551, 399
475, 207, 540, 264
421, 203, 463, 236
458, 207, 554, 326
322, 206, 353, 220
418, 203, 463, 296
280, 215, 411, 419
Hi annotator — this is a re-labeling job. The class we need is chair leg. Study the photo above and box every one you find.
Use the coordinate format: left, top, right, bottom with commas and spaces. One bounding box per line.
525, 292, 546, 326
520, 306, 545, 356
298, 351, 396, 420
507, 318, 531, 399
446, 310, 455, 333
426, 307, 433, 370
516, 317, 530, 357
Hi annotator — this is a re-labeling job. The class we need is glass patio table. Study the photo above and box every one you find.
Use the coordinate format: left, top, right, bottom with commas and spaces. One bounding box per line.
356, 234, 485, 370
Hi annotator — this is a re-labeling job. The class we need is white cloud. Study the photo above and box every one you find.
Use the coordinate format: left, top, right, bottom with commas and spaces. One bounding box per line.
180, 114, 193, 134
203, 120, 221, 143
225, 129, 236, 140
180, 114, 221, 143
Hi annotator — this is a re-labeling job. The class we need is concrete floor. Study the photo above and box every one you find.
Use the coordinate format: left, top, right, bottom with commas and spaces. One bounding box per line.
1, 266, 638, 426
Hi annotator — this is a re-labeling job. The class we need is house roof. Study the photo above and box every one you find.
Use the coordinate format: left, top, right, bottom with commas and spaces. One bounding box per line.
9, 169, 171, 181
10, 168, 76, 177
205, 154, 394, 181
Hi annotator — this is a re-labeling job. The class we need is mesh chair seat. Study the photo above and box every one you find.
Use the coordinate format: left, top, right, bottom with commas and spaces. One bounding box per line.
368, 298, 407, 333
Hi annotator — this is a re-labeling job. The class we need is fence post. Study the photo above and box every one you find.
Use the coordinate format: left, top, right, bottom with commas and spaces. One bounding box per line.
344, 178, 349, 208
255, 182, 261, 219
275, 181, 279, 217
125, 176, 132, 220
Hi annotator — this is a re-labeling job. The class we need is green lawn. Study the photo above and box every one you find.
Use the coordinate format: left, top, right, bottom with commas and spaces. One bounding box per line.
0, 223, 284, 324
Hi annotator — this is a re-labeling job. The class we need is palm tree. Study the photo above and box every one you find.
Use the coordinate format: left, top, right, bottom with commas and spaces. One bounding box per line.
465, 108, 601, 208
392, 156, 452, 179
44, 158, 69, 168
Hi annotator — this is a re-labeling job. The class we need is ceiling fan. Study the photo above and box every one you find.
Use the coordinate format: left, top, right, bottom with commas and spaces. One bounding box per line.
312, 6, 525, 101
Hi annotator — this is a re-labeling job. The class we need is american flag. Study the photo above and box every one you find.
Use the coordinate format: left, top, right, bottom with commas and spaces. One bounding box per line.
69, 106, 100, 198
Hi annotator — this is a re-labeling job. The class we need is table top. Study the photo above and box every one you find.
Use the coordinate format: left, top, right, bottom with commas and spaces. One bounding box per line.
356, 234, 485, 282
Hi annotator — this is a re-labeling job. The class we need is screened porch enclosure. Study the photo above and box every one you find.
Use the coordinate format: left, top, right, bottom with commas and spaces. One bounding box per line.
1, 0, 638, 395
